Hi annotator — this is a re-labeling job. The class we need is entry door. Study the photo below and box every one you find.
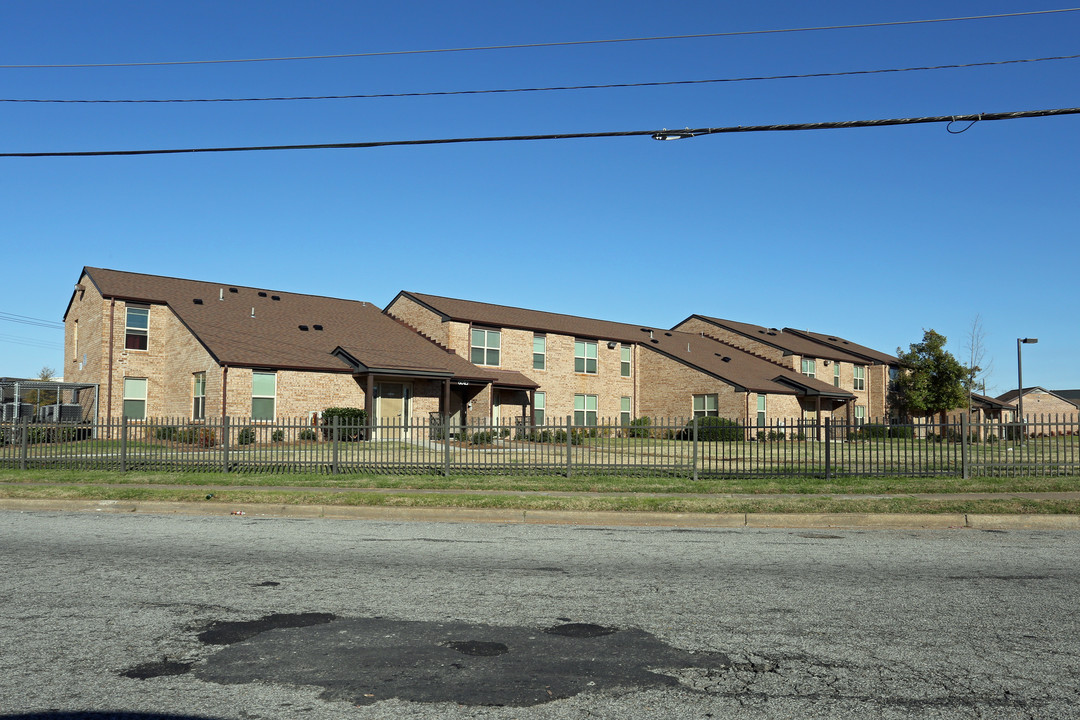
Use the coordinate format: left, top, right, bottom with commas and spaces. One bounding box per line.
378, 383, 410, 439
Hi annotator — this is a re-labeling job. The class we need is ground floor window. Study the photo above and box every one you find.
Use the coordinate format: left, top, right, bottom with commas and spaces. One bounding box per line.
251, 371, 276, 420
693, 394, 718, 418
620, 396, 632, 426
574, 394, 597, 426
756, 395, 766, 427
123, 377, 147, 420
193, 372, 206, 420
533, 392, 545, 425
855, 405, 866, 425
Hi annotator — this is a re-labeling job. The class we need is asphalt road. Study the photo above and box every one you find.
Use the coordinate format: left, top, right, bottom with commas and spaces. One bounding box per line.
1, 510, 1078, 719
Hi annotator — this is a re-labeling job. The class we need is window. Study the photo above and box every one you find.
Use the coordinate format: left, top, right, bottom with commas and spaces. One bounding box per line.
693, 394, 718, 418
620, 396, 632, 426
533, 392, 545, 426
834, 363, 841, 387
470, 328, 500, 366
123, 378, 147, 420
125, 306, 149, 350
251, 371, 276, 420
533, 335, 546, 370
574, 394, 597, 426
620, 346, 631, 377
193, 372, 206, 420
855, 405, 866, 425
853, 365, 866, 391
574, 340, 598, 374
801, 358, 816, 378
757, 395, 766, 427
72, 320, 78, 364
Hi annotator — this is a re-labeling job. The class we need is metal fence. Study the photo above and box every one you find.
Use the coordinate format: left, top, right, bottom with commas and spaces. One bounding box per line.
1, 414, 1078, 478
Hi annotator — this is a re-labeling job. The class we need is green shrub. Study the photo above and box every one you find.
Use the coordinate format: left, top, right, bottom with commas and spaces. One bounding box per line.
237, 427, 256, 445
683, 416, 742, 442
155, 426, 178, 441
271, 430, 285, 442
298, 428, 317, 441
468, 431, 495, 445
627, 417, 651, 438
321, 407, 368, 441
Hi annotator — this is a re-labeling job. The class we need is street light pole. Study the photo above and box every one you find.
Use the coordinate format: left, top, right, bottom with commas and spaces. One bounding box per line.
1017, 338, 1038, 432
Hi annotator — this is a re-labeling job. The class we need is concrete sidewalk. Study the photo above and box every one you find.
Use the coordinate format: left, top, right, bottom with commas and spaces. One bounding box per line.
2, 496, 1079, 531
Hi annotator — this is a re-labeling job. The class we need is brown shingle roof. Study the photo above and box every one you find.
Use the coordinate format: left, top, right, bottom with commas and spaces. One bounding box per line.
78, 268, 536, 387
400, 292, 852, 398
782, 328, 899, 366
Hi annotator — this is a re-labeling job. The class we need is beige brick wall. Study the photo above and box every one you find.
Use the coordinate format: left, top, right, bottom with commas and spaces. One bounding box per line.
636, 350, 746, 421
385, 295, 450, 347
1018, 391, 1079, 421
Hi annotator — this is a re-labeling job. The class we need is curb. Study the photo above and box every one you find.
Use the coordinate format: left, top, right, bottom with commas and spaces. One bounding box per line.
1, 498, 1078, 530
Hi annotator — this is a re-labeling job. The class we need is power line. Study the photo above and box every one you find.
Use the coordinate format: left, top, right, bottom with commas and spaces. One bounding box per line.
2, 8, 1077, 69
2, 106, 1077, 159
0, 333, 63, 350
0, 310, 65, 328
6, 54, 1078, 104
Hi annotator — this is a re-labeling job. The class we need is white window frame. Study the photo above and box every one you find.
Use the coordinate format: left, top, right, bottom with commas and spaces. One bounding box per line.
756, 395, 766, 427
574, 394, 597, 426
620, 396, 632, 426
693, 394, 718, 418
125, 305, 149, 351
470, 328, 501, 367
620, 346, 631, 378
533, 335, 546, 371
855, 405, 867, 425
193, 372, 206, 420
251, 371, 276, 420
533, 391, 545, 426
123, 377, 147, 420
853, 365, 866, 391
574, 340, 598, 374
801, 358, 816, 378
834, 362, 841, 387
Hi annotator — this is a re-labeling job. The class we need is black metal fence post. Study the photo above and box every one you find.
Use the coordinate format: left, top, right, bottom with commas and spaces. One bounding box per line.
332, 415, 340, 475
443, 414, 451, 478
222, 417, 230, 473
692, 415, 699, 482
19, 418, 28, 471
961, 413, 969, 479
566, 416, 573, 478
824, 418, 832, 480
120, 415, 127, 473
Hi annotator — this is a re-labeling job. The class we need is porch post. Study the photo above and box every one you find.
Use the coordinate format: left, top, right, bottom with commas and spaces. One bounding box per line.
365, 374, 375, 420
442, 378, 450, 417
816, 396, 822, 441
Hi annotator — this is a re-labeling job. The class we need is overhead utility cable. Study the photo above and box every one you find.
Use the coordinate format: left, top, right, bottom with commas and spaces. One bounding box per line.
2, 106, 1077, 159
0, 310, 65, 328
2, 8, 1076, 69
6, 53, 1077, 104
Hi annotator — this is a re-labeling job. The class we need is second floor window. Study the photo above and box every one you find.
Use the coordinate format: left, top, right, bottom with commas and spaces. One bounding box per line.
853, 365, 866, 391
471, 328, 500, 366
125, 306, 149, 350
620, 346, 631, 377
834, 363, 841, 387
574, 340, 597, 374
801, 358, 816, 378
533, 335, 546, 370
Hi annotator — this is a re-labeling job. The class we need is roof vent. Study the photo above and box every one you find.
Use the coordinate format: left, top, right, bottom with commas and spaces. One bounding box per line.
298, 325, 309, 331
758, 329, 766, 334
271, 295, 280, 301
219, 288, 224, 301
651, 338, 659, 344
258, 291, 267, 297
767, 331, 777, 336
665, 332, 672, 336
193, 298, 203, 305
722, 356, 731, 362
828, 337, 838, 342
229, 288, 238, 293
250, 307, 255, 318
313, 325, 323, 331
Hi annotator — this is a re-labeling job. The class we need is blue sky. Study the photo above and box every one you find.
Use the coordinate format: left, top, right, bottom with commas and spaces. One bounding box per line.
1, 1, 1076, 396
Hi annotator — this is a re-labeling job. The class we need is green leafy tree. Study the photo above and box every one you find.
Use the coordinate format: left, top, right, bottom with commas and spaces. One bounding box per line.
890, 330, 973, 423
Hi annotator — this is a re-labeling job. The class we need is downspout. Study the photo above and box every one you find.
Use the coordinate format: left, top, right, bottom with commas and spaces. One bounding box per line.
106, 298, 115, 433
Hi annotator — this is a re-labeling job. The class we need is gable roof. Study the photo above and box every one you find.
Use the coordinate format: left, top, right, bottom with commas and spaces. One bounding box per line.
997, 386, 1079, 408
395, 292, 853, 398
677, 315, 869, 364
969, 392, 1015, 411
74, 267, 535, 387
782, 328, 900, 366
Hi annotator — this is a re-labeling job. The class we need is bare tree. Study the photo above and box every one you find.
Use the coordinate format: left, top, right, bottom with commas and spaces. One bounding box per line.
964, 315, 993, 410
34, 366, 58, 408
